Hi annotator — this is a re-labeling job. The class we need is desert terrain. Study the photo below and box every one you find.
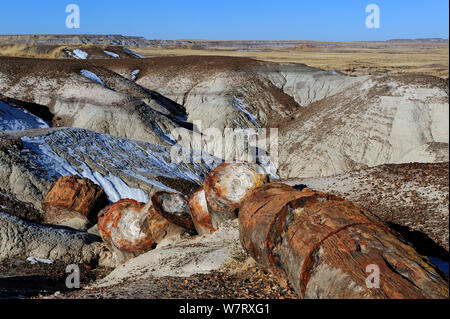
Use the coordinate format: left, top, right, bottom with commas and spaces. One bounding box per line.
0, 35, 448, 299
134, 40, 449, 79
2, 36, 447, 78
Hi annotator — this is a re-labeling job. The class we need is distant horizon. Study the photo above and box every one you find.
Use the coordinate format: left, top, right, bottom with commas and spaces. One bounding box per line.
0, 34, 448, 43
0, 0, 448, 41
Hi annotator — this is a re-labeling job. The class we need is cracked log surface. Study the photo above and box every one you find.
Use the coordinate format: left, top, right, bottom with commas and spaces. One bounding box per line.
239, 183, 449, 299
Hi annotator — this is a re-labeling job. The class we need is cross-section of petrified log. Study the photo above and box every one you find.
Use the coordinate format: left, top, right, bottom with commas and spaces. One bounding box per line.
188, 187, 216, 235
239, 183, 449, 299
42, 175, 108, 230
203, 162, 269, 229
151, 191, 196, 234
97, 199, 184, 263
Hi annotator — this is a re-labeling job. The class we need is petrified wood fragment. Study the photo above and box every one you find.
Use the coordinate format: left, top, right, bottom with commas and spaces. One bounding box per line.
203, 162, 269, 229
151, 191, 196, 234
188, 187, 216, 235
239, 183, 449, 299
42, 175, 108, 230
97, 199, 184, 263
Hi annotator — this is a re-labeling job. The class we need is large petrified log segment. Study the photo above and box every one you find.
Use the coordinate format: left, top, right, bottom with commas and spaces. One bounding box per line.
239, 183, 449, 299
188, 187, 216, 235
42, 175, 108, 230
203, 162, 269, 229
97, 199, 184, 263
151, 191, 196, 234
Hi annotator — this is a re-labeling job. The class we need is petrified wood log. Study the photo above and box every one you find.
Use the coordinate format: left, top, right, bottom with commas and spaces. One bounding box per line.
203, 162, 269, 229
42, 175, 108, 230
188, 187, 216, 235
239, 183, 449, 299
151, 191, 196, 234
97, 199, 184, 263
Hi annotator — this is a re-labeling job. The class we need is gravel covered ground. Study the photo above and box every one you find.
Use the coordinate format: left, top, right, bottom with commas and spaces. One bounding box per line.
0, 259, 112, 299
43, 262, 298, 299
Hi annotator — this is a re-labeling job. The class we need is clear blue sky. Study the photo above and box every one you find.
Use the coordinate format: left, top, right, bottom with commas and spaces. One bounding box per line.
0, 0, 448, 40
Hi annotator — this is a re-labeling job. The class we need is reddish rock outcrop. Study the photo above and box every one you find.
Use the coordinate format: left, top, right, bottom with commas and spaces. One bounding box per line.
188, 187, 216, 235
97, 199, 185, 263
239, 183, 449, 299
203, 162, 269, 229
42, 175, 108, 230
151, 191, 196, 234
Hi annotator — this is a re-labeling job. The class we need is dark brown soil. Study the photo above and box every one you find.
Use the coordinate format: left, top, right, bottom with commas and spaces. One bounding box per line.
0, 55, 264, 82
343, 162, 449, 253
0, 259, 112, 299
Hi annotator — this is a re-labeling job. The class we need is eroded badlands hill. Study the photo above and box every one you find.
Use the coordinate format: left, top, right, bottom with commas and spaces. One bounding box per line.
0, 53, 449, 298
278, 74, 449, 178
1, 56, 447, 180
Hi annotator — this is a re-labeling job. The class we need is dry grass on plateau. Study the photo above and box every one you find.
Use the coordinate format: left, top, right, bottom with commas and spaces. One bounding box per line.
0, 44, 66, 59
133, 46, 449, 78
0, 41, 447, 78
0, 43, 108, 59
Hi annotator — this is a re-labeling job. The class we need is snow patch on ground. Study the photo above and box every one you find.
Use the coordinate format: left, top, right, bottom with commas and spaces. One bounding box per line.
19, 129, 216, 203
123, 48, 145, 58
232, 97, 261, 128
72, 49, 88, 60
21, 134, 149, 203
104, 50, 119, 58
0, 101, 50, 131
80, 70, 105, 86
27, 256, 54, 265
131, 69, 140, 81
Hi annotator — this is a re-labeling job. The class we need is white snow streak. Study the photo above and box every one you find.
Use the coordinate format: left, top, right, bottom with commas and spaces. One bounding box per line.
123, 48, 145, 58
72, 49, 88, 59
104, 50, 120, 58
131, 69, 140, 81
80, 70, 105, 86
0, 101, 50, 131
21, 135, 149, 203
232, 97, 261, 128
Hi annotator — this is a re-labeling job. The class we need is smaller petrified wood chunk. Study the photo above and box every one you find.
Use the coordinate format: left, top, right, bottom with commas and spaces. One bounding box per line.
97, 198, 184, 263
188, 187, 215, 235
203, 162, 270, 229
151, 191, 196, 234
42, 175, 108, 230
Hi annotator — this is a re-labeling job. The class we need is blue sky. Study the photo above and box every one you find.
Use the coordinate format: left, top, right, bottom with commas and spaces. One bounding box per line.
0, 0, 448, 40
